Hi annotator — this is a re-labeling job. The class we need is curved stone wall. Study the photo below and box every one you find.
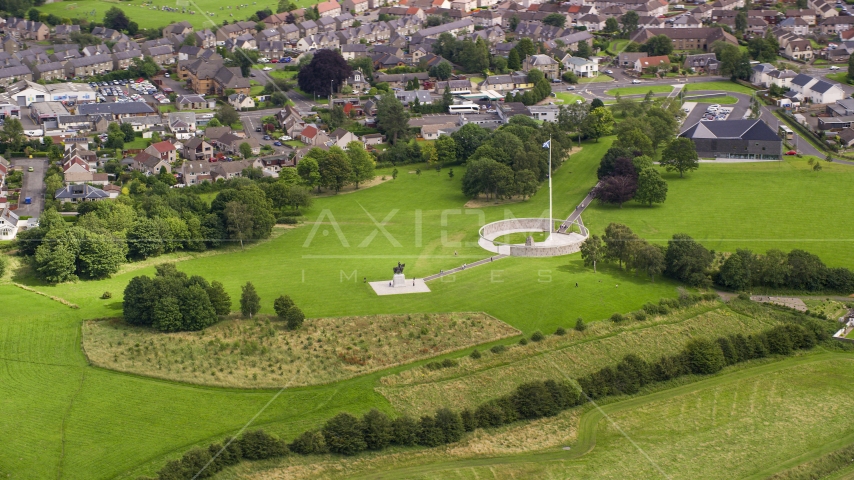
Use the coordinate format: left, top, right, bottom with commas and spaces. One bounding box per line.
478, 218, 587, 258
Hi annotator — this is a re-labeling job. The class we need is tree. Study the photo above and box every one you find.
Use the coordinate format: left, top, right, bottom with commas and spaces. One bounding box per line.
297, 49, 352, 97
451, 123, 489, 160
323, 413, 366, 455
581, 107, 614, 142
318, 147, 352, 193
509, 13, 520, 31
507, 48, 521, 70
274, 294, 295, 319
684, 338, 725, 374
543, 13, 566, 28
434, 408, 464, 443
429, 61, 452, 80
575, 318, 587, 331
848, 49, 854, 80
152, 296, 183, 332
621, 11, 639, 34
179, 284, 218, 331
660, 138, 699, 177
207, 281, 231, 316
665, 233, 712, 287
35, 229, 79, 283
223, 201, 253, 249
575, 41, 592, 59
296, 156, 321, 192
514, 170, 538, 198
103, 6, 130, 31
215, 104, 239, 126
77, 231, 126, 279
735, 11, 747, 33
376, 91, 410, 144
595, 175, 637, 208
127, 218, 163, 259
615, 128, 654, 157
240, 282, 261, 318
604, 17, 619, 33
2, 118, 24, 151
580, 234, 604, 273
285, 306, 305, 330
633, 243, 665, 282
642, 35, 673, 56
239, 142, 253, 159
434, 135, 457, 165
123, 276, 157, 326
516, 38, 536, 58
362, 409, 393, 451
634, 168, 667, 206
603, 223, 638, 269
346, 141, 375, 188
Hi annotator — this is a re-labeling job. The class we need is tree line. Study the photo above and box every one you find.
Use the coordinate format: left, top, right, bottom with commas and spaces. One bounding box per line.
144, 299, 832, 479
582, 223, 854, 294
16, 171, 313, 283
295, 142, 376, 193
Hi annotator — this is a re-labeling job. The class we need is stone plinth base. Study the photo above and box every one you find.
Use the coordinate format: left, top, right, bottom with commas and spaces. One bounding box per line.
393, 273, 406, 287
370, 279, 431, 296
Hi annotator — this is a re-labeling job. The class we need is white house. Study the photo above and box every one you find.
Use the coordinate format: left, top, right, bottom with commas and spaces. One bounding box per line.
228, 93, 256, 110
563, 56, 599, 77
0, 207, 18, 240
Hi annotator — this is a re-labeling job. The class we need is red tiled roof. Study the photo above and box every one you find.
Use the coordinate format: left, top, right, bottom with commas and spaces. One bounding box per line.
317, 0, 340, 13
567, 5, 581, 12
150, 140, 176, 153
301, 125, 318, 138
406, 6, 419, 13
343, 103, 353, 114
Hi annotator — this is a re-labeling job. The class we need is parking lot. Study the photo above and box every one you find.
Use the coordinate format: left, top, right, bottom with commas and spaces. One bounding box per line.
89, 78, 172, 105
681, 93, 750, 131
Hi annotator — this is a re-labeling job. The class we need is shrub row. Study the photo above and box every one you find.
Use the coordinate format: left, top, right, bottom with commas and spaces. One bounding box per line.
145, 430, 286, 480
611, 292, 719, 324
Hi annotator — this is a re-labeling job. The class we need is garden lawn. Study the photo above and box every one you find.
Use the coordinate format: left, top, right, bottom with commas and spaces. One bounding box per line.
685, 81, 756, 95
577, 75, 613, 84
268, 69, 298, 80
605, 85, 673, 96
608, 39, 629, 54
123, 137, 149, 150
826, 72, 851, 84
583, 156, 854, 268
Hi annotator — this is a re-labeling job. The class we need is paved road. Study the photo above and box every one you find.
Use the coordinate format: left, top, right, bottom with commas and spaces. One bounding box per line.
11, 158, 47, 218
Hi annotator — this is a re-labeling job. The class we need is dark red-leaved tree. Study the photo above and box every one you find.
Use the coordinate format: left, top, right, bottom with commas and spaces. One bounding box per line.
297, 49, 352, 97
595, 175, 637, 208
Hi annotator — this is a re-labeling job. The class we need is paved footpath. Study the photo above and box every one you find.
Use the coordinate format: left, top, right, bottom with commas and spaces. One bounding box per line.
424, 187, 599, 282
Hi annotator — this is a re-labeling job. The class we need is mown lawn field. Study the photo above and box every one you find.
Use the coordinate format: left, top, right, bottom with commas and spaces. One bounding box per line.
36, 0, 319, 30
583, 157, 854, 268
685, 80, 756, 95
606, 85, 673, 96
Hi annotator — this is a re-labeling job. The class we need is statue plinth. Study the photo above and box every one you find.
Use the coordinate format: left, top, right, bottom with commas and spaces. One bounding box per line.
392, 273, 406, 287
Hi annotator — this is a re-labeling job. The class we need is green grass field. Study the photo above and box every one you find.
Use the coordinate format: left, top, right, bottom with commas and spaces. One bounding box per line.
124, 137, 149, 150
608, 39, 629, 54
268, 69, 298, 80
685, 81, 756, 95
584, 156, 854, 268
217, 352, 854, 480
554, 92, 583, 104
578, 75, 613, 84
37, 0, 319, 30
827, 72, 851, 84
684, 94, 739, 104
606, 85, 673, 96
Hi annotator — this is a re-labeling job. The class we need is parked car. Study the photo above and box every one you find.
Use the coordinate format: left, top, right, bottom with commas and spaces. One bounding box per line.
273, 141, 283, 146
24, 197, 31, 204
567, 86, 576, 90
786, 150, 797, 155
604, 69, 613, 74
279, 135, 292, 141
632, 79, 641, 84
830, 65, 841, 70
263, 67, 272, 71
263, 135, 271, 140
28, 166, 33, 172
255, 127, 262, 132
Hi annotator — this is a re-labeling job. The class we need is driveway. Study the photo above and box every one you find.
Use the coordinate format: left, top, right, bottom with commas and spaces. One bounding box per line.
11, 158, 48, 218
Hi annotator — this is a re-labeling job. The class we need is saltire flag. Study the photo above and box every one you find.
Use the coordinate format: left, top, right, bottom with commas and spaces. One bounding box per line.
542, 140, 550, 149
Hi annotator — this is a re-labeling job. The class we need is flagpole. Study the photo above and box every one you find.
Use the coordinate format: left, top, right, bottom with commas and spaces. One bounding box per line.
548, 134, 553, 233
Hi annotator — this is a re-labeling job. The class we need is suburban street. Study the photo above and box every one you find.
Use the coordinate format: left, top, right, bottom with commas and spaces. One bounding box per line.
11, 158, 48, 218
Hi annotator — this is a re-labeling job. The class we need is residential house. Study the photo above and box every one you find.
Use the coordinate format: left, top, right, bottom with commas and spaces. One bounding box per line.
228, 93, 255, 110
194, 29, 217, 49
182, 138, 214, 162
176, 94, 210, 110
63, 171, 109, 186
779, 17, 810, 35
746, 17, 769, 36
577, 14, 607, 31
179, 159, 214, 184
145, 140, 177, 164
635, 55, 671, 72
163, 21, 194, 38
65, 54, 112, 78
617, 52, 648, 68
299, 125, 331, 146
806, 79, 845, 104
55, 184, 109, 203
120, 114, 162, 132
32, 61, 65, 81
213, 67, 250, 96
132, 151, 171, 175
341, 44, 369, 61
679, 119, 782, 159
820, 16, 854, 35
472, 9, 503, 26
481, 74, 517, 91
410, 18, 474, 42
0, 65, 32, 86
421, 122, 458, 140
113, 50, 143, 70
784, 39, 813, 60
343, 0, 370, 14
317, 0, 342, 17
210, 159, 262, 181
522, 54, 559, 80
563, 56, 598, 77
0, 208, 18, 240
629, 27, 738, 51
54, 25, 80, 40
6, 18, 49, 41
168, 111, 197, 139
434, 79, 473, 94
346, 68, 370, 92
78, 102, 155, 120
329, 128, 363, 148
217, 133, 261, 155
786, 8, 817, 25
683, 53, 719, 73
